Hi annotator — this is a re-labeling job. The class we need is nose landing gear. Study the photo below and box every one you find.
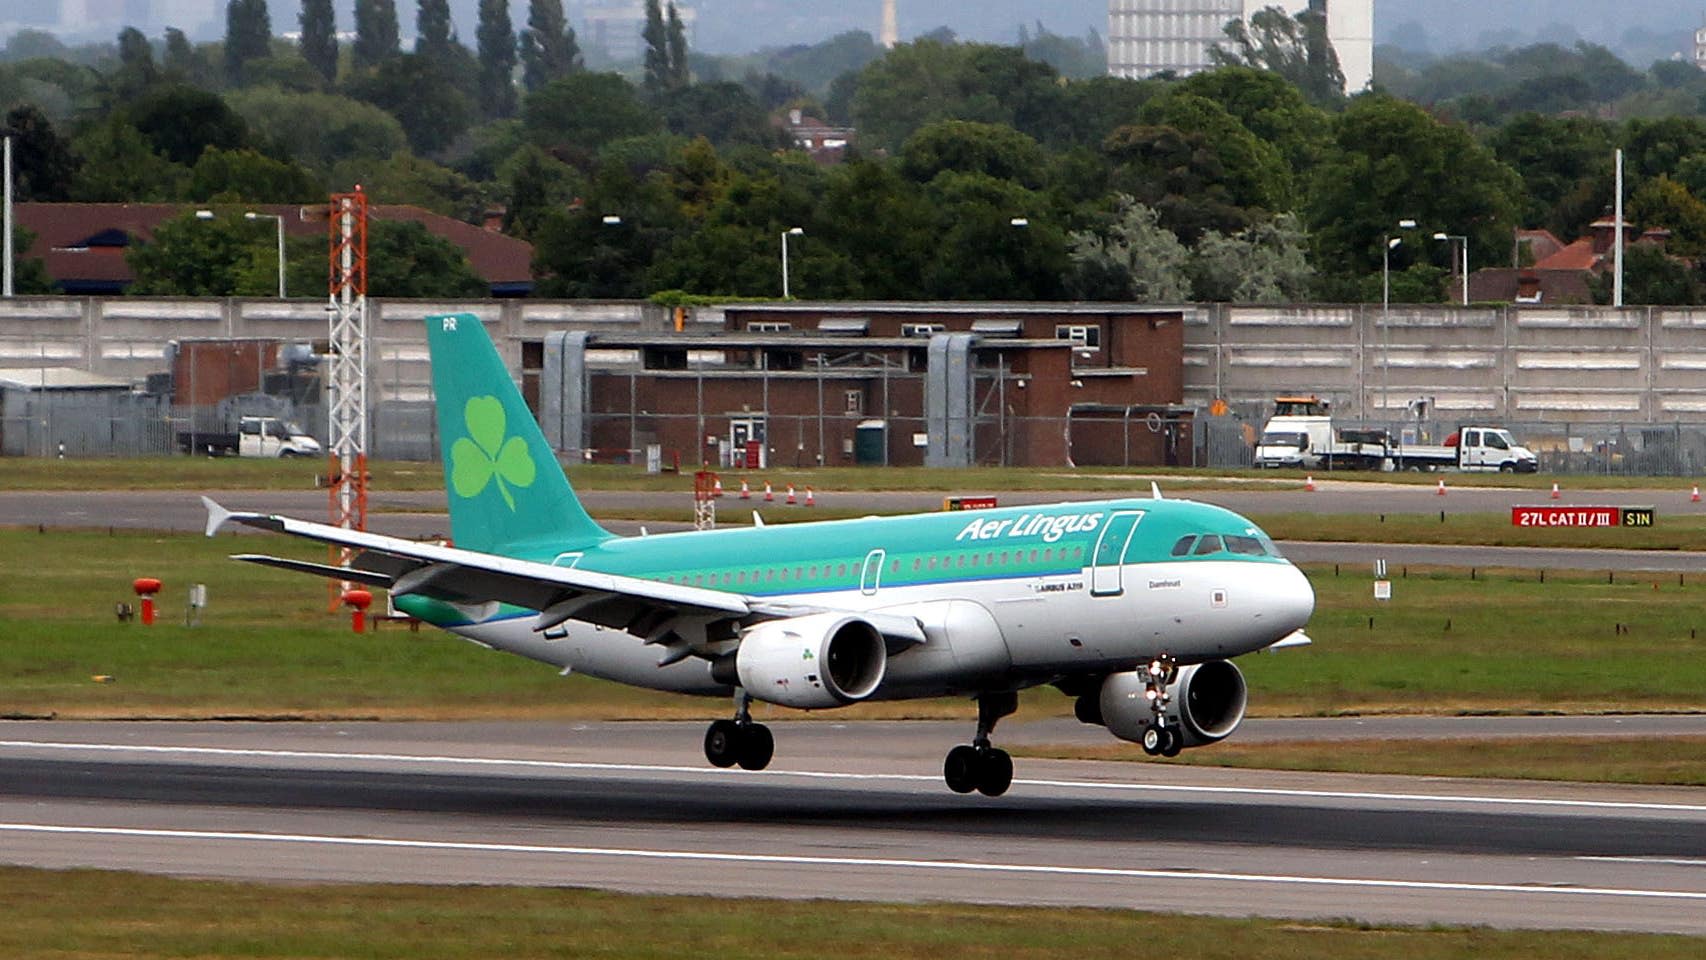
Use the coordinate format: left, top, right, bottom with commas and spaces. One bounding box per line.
943, 691, 1017, 796
704, 690, 775, 771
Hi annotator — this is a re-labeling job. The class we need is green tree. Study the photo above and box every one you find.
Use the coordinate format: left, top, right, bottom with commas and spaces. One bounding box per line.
1590, 244, 1700, 306
899, 120, 1046, 189
520, 0, 581, 92
524, 72, 662, 152
278, 219, 487, 297
330, 153, 488, 220
1188, 214, 1314, 302
416, 0, 455, 58
188, 146, 319, 202
299, 0, 338, 82
1622, 116, 1706, 184
4, 104, 80, 201
501, 144, 581, 238
476, 0, 517, 117
1138, 89, 1291, 211
1305, 96, 1520, 286
917, 171, 1067, 300
659, 82, 773, 147
346, 53, 474, 154
353, 0, 401, 70
126, 84, 249, 165
1629, 176, 1706, 257
1487, 113, 1614, 236
1067, 195, 1190, 302
1102, 124, 1254, 243
1209, 5, 1345, 103
849, 39, 1064, 152
69, 118, 188, 200
819, 158, 935, 298
666, 2, 689, 89
642, 0, 668, 95
8, 227, 54, 294
162, 28, 213, 88
1018, 22, 1105, 79
1176, 67, 1330, 175
115, 26, 158, 95
223, 0, 272, 86
226, 86, 406, 175
125, 209, 277, 295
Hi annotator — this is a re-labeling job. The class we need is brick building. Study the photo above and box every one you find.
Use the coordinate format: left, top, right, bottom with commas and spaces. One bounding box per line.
539, 303, 1188, 469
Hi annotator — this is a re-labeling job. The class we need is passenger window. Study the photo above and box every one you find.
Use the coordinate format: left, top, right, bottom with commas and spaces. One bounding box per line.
891, 559, 900, 573
836, 563, 846, 577
1029, 549, 1039, 563
957, 555, 966, 568
986, 552, 996, 565
928, 557, 937, 570
970, 554, 979, 567
1193, 535, 1223, 556
1043, 548, 1053, 562
1171, 536, 1196, 557
807, 567, 817, 580
913, 558, 922, 571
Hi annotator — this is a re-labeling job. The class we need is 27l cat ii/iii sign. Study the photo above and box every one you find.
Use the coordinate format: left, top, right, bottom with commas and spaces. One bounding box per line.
1511, 506, 1656, 527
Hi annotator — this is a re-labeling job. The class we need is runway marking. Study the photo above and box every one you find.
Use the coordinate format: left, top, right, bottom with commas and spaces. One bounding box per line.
3, 822, 1706, 903
10, 740, 1706, 815
1580, 857, 1706, 867
6, 739, 1706, 815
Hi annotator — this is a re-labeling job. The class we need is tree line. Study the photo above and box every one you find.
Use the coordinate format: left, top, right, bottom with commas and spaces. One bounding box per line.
4, 5, 1706, 303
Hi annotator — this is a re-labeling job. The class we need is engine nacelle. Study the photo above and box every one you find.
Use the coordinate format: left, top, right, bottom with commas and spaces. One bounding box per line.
735, 613, 887, 709
1097, 660, 1248, 749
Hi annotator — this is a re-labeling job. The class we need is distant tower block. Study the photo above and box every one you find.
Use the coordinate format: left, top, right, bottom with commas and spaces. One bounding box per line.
881, 0, 898, 47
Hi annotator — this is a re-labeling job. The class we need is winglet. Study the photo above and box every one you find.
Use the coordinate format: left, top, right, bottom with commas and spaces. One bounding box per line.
752, 512, 765, 528
1150, 481, 1164, 500
202, 496, 233, 538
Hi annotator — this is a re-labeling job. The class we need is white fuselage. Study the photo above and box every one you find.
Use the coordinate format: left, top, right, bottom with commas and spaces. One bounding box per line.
447, 556, 1314, 701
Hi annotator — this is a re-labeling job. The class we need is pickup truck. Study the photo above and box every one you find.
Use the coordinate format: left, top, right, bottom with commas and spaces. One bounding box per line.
178, 416, 322, 458
1254, 399, 1537, 473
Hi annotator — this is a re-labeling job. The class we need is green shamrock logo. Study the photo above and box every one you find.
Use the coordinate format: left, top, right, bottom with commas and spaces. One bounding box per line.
450, 395, 536, 510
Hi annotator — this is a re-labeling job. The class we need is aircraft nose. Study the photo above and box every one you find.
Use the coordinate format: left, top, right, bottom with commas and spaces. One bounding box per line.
1276, 562, 1316, 631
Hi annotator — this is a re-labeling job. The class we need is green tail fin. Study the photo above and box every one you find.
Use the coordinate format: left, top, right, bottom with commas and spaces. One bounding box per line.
425, 313, 611, 554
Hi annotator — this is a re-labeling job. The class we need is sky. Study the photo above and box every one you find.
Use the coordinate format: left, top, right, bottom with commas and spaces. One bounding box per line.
1, 1, 1702, 64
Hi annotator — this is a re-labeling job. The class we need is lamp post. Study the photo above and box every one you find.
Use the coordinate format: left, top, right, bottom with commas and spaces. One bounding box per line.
245, 211, 286, 299
1381, 219, 1417, 422
1433, 232, 1469, 305
780, 226, 803, 299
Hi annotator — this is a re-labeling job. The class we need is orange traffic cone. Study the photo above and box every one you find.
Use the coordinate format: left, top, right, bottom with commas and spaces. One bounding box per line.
713, 477, 724, 498
1435, 478, 1447, 496
785, 484, 797, 505
804, 486, 815, 507
739, 479, 751, 500
1692, 485, 1701, 503
1550, 482, 1560, 500
1304, 475, 1316, 492
763, 481, 774, 502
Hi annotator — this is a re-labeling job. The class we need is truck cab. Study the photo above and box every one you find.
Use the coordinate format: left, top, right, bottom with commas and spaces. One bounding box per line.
239, 416, 321, 458
1453, 427, 1537, 473
1255, 396, 1334, 469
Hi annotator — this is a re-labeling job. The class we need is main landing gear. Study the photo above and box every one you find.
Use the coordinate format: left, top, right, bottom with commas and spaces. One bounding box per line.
943, 691, 1018, 797
1140, 655, 1183, 758
704, 690, 774, 771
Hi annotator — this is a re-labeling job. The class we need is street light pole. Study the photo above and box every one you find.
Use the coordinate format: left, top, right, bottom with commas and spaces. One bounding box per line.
245, 211, 286, 299
781, 226, 803, 299
1381, 219, 1416, 423
1433, 232, 1469, 305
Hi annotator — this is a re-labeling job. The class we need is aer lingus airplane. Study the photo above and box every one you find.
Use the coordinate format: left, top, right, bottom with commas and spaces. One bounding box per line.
205, 313, 1314, 796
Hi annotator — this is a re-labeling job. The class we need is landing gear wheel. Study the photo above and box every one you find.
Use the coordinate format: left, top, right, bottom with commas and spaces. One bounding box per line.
976, 748, 1013, 797
704, 719, 741, 768
737, 723, 774, 771
944, 745, 981, 793
1161, 727, 1183, 758
1141, 724, 1165, 756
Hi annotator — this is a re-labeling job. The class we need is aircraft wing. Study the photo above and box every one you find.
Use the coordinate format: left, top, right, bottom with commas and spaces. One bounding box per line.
203, 497, 925, 647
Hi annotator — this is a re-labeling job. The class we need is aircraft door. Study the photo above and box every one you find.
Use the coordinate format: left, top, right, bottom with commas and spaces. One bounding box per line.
860, 549, 886, 595
1089, 511, 1143, 596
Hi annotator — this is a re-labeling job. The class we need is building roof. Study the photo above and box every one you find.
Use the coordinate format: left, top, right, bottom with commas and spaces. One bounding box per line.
1533, 238, 1600, 272
14, 202, 533, 296
0, 367, 133, 391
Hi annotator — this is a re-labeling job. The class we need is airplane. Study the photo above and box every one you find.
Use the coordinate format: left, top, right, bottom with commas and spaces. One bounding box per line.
204, 312, 1315, 797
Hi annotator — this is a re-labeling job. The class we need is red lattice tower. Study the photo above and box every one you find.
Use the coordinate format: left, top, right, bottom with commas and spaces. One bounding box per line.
326, 189, 369, 605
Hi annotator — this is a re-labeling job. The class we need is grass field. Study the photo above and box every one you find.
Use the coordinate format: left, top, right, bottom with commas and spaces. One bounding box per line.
3, 866, 1703, 958
6, 527, 1706, 722
3, 455, 1691, 494
1021, 735, 1706, 786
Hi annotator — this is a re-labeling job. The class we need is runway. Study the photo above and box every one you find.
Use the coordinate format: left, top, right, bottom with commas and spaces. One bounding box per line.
4, 720, 1706, 934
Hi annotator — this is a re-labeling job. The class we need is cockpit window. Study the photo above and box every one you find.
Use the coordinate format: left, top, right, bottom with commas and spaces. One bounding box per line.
1170, 535, 1196, 557
1192, 535, 1223, 556
1223, 535, 1268, 557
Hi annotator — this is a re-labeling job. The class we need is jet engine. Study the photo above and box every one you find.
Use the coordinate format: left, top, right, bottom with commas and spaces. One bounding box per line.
1095, 660, 1248, 749
734, 613, 887, 709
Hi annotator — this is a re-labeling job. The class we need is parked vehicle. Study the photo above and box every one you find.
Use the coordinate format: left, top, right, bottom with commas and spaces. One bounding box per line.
1254, 397, 1537, 472
177, 415, 321, 458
